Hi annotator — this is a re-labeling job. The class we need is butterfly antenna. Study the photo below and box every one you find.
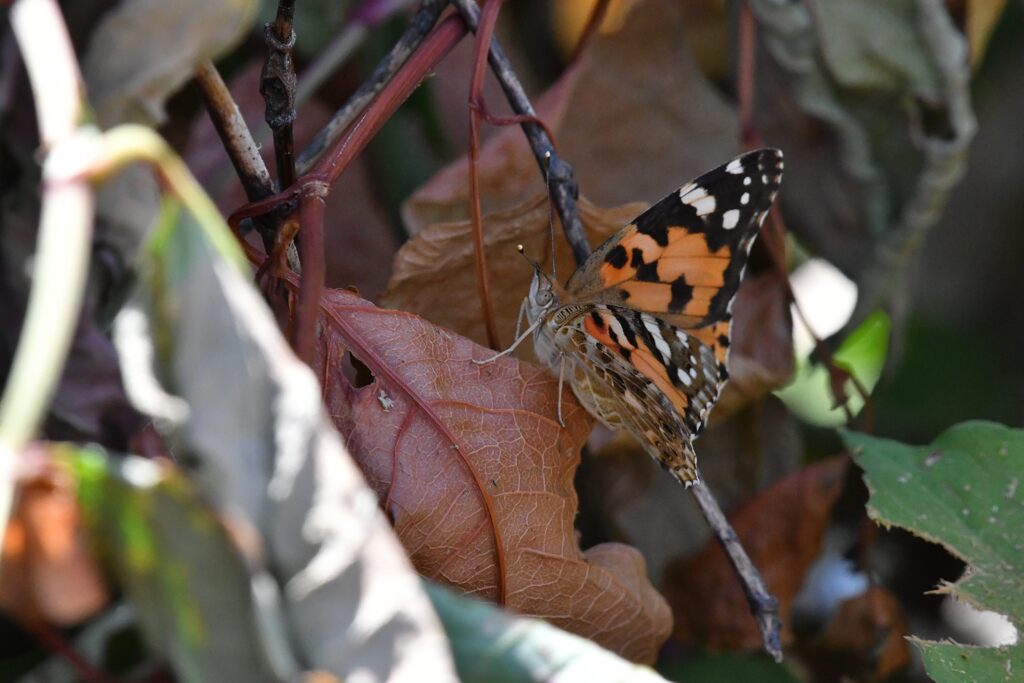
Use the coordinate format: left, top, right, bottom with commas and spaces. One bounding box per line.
543, 151, 557, 279
516, 243, 544, 276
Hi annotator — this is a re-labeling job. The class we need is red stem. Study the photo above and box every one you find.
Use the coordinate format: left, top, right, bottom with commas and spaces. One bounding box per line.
468, 0, 504, 350
295, 188, 326, 363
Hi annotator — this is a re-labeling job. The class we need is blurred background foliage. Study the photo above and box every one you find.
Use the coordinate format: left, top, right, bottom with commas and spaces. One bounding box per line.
1, 0, 1023, 681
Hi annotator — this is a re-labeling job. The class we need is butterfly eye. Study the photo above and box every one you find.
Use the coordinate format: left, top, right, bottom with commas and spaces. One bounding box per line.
534, 287, 553, 308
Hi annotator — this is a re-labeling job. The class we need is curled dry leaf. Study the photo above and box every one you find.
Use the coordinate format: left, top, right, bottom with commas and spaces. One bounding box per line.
0, 453, 108, 626
662, 455, 849, 651
383, 193, 644, 352
314, 289, 672, 664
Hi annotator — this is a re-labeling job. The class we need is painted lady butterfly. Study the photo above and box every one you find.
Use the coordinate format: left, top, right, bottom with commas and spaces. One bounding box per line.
519, 149, 783, 484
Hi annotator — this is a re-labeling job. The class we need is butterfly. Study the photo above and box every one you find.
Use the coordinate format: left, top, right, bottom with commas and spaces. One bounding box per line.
512, 149, 783, 485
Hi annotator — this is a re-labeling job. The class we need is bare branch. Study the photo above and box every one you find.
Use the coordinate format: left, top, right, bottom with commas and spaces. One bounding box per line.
690, 481, 783, 662
262, 0, 299, 190
195, 60, 273, 199
194, 59, 300, 272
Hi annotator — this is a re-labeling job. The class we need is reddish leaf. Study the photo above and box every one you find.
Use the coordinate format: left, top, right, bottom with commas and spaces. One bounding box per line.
313, 289, 672, 663
0, 455, 108, 626
663, 455, 849, 650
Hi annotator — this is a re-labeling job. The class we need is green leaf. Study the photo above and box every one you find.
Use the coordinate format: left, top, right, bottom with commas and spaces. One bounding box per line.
776, 310, 890, 427
115, 174, 458, 678
844, 422, 1024, 682
65, 446, 284, 682
658, 652, 800, 683
426, 583, 669, 683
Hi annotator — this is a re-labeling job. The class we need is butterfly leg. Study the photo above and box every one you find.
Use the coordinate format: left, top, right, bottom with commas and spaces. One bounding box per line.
472, 314, 543, 365
557, 354, 566, 428
513, 298, 527, 338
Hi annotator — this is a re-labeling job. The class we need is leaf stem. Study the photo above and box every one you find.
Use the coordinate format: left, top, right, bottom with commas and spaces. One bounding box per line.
450, 0, 591, 267
467, 0, 504, 350
0, 0, 92, 554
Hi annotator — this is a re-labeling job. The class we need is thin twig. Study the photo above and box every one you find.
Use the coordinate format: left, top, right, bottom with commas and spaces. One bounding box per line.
296, 0, 448, 174
262, 0, 299, 190
230, 13, 469, 229
194, 59, 301, 273
450, 0, 592, 267
467, 0, 503, 349
195, 60, 274, 200
229, 15, 468, 368
737, 3, 758, 148
690, 481, 783, 662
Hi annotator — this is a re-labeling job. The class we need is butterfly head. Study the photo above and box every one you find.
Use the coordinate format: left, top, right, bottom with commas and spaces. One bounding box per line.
519, 244, 560, 319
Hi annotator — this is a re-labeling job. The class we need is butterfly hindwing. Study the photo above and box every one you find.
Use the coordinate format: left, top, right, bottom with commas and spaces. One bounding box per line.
560, 304, 725, 482
566, 149, 783, 329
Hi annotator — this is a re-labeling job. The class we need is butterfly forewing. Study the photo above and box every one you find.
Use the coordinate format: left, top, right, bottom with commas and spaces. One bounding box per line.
567, 148, 783, 329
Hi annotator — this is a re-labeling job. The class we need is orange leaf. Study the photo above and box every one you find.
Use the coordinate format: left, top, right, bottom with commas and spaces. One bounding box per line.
0, 458, 108, 626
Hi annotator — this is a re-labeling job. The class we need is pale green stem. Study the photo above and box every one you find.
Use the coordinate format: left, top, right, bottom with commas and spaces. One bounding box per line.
0, 0, 91, 559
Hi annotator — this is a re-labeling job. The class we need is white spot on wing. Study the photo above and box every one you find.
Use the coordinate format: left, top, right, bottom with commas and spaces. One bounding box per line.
606, 314, 632, 348
722, 209, 741, 230
743, 176, 752, 186
741, 192, 750, 205
693, 195, 716, 216
641, 315, 672, 361
726, 158, 744, 174
676, 330, 689, 345
680, 185, 706, 203
677, 368, 693, 386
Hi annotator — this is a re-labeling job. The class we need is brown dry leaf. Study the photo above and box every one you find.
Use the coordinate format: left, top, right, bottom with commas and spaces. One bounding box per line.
714, 271, 794, 420
557, 0, 739, 208
662, 455, 849, 651
0, 457, 108, 626
382, 193, 645, 351
806, 586, 911, 682
313, 289, 672, 664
